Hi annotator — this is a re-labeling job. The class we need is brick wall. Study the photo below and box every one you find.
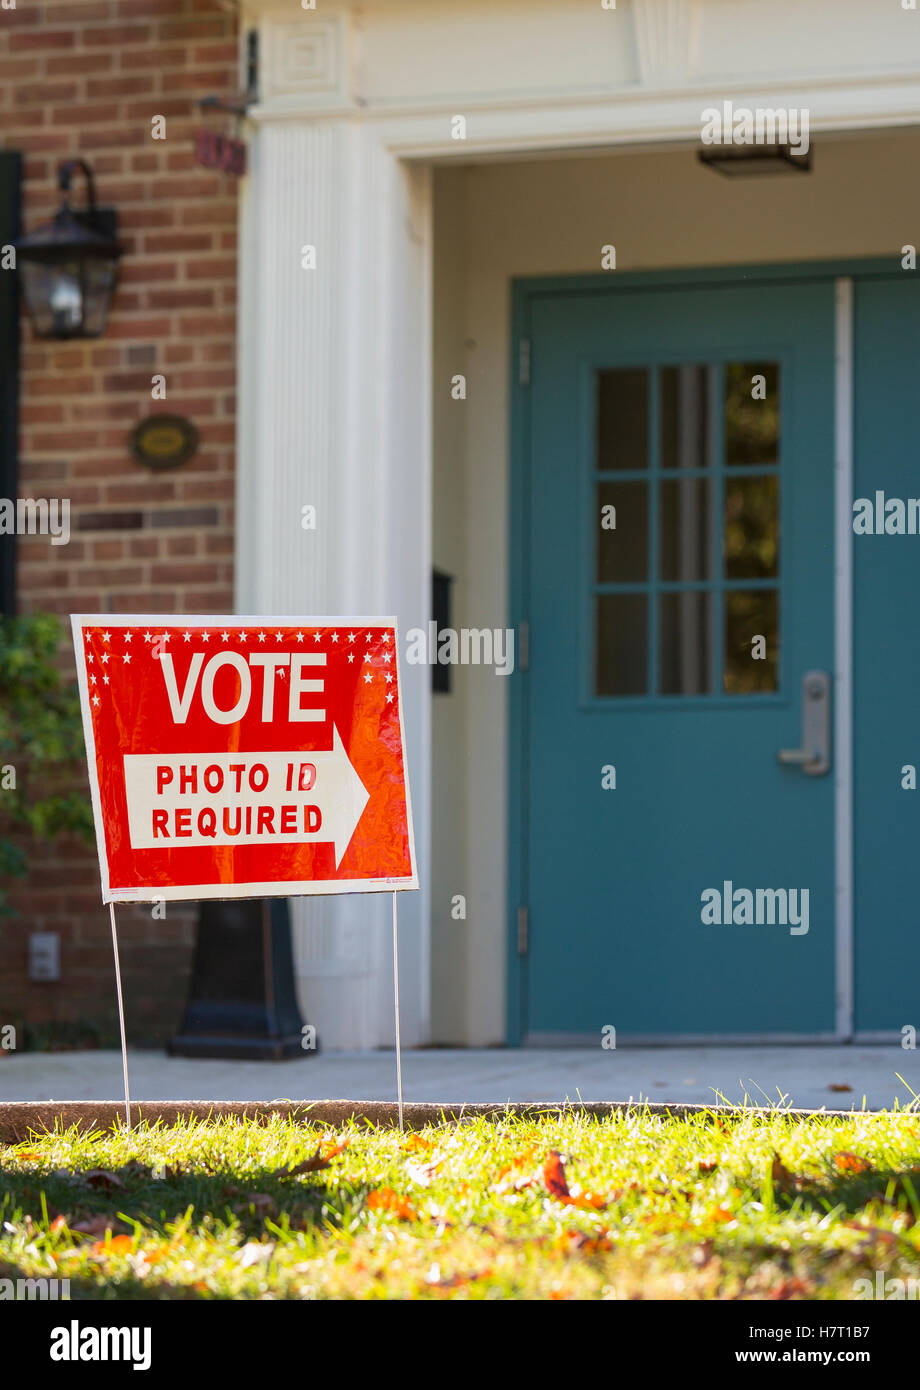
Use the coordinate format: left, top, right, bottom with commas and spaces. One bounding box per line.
0, 0, 239, 1047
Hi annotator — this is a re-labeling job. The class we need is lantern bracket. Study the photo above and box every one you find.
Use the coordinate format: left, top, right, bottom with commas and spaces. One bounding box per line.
56, 158, 117, 241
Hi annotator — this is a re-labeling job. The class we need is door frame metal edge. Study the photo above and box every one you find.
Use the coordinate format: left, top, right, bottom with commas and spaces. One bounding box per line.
834, 277, 854, 1042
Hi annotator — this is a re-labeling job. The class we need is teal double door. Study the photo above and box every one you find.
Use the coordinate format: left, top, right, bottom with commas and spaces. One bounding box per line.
515, 277, 838, 1039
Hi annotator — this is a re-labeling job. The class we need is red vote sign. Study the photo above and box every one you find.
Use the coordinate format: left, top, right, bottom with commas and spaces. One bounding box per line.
71, 615, 418, 904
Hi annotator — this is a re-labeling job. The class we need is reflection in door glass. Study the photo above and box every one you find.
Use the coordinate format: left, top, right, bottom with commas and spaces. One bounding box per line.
724, 362, 779, 466
596, 368, 649, 472
660, 476, 711, 583
659, 591, 712, 695
724, 589, 778, 692
596, 481, 648, 582
661, 364, 711, 471
596, 594, 647, 696
724, 474, 779, 580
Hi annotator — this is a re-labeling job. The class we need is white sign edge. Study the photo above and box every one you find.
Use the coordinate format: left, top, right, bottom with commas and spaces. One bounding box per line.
70, 613, 419, 904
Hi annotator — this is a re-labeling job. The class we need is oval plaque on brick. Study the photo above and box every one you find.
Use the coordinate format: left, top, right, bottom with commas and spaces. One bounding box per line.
130, 414, 199, 471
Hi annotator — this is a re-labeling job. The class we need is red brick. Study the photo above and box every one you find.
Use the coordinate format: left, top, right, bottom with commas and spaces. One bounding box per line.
171, 367, 234, 390
68, 399, 142, 423
92, 540, 125, 560
76, 565, 144, 586
30, 428, 103, 452
56, 103, 120, 125
110, 591, 177, 611
186, 257, 236, 281
9, 30, 76, 52
81, 24, 153, 46
151, 175, 222, 200
117, 0, 185, 14
13, 131, 75, 152
45, 1, 112, 19
162, 66, 236, 93
105, 316, 172, 339
20, 404, 66, 425
76, 126, 146, 149
86, 74, 155, 98
89, 346, 124, 368
167, 534, 198, 557
179, 201, 235, 226
147, 287, 215, 310
46, 53, 116, 75
176, 313, 234, 337
158, 19, 226, 41
119, 207, 175, 230
144, 231, 212, 254
0, 4, 39, 24
192, 43, 240, 65
0, 59, 42, 80
105, 480, 176, 503
119, 44, 185, 69
15, 82, 80, 106
205, 533, 233, 555
126, 536, 159, 558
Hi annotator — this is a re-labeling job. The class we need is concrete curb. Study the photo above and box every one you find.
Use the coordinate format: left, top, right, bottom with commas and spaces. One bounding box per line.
0, 1097, 885, 1144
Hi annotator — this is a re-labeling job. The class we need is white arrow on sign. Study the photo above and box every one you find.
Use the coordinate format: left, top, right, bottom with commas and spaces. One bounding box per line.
315, 723, 371, 866
123, 723, 371, 867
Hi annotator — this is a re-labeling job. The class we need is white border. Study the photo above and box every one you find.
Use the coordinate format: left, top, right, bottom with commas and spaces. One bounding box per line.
834, 280, 854, 1041
70, 613, 419, 905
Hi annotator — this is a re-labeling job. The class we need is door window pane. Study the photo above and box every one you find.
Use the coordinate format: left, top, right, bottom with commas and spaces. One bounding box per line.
658, 591, 713, 695
596, 368, 648, 472
596, 481, 648, 583
660, 476, 712, 582
596, 594, 647, 696
724, 589, 778, 693
724, 474, 779, 580
724, 362, 779, 466
661, 364, 711, 471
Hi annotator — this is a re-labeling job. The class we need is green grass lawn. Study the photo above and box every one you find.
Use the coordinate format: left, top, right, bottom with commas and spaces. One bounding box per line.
2, 1107, 920, 1299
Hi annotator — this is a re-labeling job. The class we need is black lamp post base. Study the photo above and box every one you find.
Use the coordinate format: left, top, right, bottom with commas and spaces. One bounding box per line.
168, 897, 312, 1062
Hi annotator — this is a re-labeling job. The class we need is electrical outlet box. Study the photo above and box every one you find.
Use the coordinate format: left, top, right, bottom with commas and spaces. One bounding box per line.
28, 932, 60, 983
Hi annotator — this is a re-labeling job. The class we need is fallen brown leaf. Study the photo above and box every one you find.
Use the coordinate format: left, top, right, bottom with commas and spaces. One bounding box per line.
83, 1169, 124, 1191
91, 1233, 132, 1256
564, 1229, 612, 1254
771, 1152, 795, 1190
366, 1187, 417, 1221
768, 1277, 814, 1300
540, 1152, 607, 1210
542, 1151, 571, 1200
280, 1147, 330, 1177
835, 1152, 871, 1174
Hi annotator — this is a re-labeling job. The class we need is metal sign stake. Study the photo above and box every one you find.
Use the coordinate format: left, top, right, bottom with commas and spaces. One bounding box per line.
392, 891, 404, 1133
108, 902, 132, 1130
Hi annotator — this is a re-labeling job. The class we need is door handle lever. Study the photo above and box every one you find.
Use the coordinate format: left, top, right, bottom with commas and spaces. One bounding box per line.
776, 670, 830, 776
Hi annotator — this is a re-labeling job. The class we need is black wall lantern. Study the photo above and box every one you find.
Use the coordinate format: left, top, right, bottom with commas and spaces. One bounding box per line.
16, 158, 122, 340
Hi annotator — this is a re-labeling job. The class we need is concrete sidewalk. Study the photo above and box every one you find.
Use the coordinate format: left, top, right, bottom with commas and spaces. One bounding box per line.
0, 1045, 916, 1111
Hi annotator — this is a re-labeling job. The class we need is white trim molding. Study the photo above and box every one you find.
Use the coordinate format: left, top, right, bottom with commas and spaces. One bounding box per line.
235, 97, 432, 1049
